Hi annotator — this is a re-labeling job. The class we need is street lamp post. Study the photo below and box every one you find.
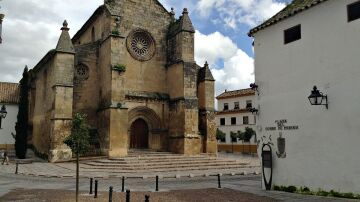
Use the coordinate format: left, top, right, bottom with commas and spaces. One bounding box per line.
0, 105, 7, 129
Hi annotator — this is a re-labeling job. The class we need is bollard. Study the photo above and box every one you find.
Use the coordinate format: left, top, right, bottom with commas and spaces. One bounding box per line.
90, 178, 93, 195
145, 194, 150, 202
94, 180, 98, 198
109, 186, 113, 202
217, 174, 222, 189
122, 176, 125, 192
15, 163, 18, 174
155, 175, 159, 191
126, 189, 130, 202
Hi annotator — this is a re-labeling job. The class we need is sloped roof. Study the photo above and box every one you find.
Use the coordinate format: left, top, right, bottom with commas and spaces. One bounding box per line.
198, 63, 215, 82
216, 88, 255, 100
0, 82, 20, 104
248, 0, 329, 36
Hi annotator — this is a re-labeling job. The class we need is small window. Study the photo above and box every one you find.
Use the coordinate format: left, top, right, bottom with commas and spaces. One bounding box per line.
223, 103, 229, 111
220, 118, 225, 126
348, 1, 360, 22
246, 100, 252, 109
284, 24, 301, 44
234, 102, 239, 109
231, 117, 236, 125
243, 116, 249, 125
91, 27, 95, 42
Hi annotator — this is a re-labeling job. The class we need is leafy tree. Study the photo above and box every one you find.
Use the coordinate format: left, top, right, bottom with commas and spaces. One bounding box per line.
237, 130, 244, 141
243, 127, 256, 142
216, 129, 226, 142
64, 113, 90, 202
230, 131, 238, 142
15, 66, 29, 159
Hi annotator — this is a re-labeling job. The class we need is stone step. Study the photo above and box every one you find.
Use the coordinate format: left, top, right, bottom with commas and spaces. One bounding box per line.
101, 156, 218, 163
79, 164, 254, 173
80, 161, 248, 170
83, 159, 246, 167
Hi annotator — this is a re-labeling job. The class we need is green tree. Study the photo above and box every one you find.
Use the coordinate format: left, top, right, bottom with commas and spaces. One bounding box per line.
216, 129, 226, 142
64, 113, 90, 202
15, 66, 29, 159
243, 127, 256, 142
237, 130, 244, 141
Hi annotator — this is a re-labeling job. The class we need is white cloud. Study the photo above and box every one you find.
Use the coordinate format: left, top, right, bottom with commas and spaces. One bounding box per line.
0, 0, 103, 82
196, 0, 286, 28
195, 30, 254, 97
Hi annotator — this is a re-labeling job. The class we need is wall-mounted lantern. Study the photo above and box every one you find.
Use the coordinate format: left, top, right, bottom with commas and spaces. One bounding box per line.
0, 105, 7, 129
248, 108, 259, 115
250, 83, 259, 93
308, 86, 328, 109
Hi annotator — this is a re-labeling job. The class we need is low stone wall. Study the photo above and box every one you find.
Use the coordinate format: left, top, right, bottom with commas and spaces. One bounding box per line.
218, 144, 257, 154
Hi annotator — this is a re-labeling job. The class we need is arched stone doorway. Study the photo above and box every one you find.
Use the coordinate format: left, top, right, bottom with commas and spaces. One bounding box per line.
130, 118, 149, 149
128, 107, 164, 150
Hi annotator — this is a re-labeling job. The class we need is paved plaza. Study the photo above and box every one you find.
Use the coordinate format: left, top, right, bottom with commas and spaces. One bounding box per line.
0, 152, 355, 201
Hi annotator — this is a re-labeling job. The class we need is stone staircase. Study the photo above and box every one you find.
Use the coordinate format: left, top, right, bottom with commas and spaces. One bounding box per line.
79, 150, 254, 174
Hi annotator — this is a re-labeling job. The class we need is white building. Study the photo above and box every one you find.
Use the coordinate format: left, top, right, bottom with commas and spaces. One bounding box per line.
249, 0, 360, 193
216, 88, 257, 153
0, 82, 19, 149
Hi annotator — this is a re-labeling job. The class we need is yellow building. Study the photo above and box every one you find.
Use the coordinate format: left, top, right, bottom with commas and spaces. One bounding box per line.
28, 0, 217, 162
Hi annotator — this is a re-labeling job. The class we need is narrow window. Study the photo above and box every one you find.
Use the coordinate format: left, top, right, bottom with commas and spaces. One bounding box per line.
234, 102, 239, 109
243, 116, 249, 125
223, 103, 229, 111
284, 24, 301, 44
246, 100, 252, 109
348, 1, 360, 22
220, 118, 225, 126
91, 27, 95, 42
231, 117, 236, 125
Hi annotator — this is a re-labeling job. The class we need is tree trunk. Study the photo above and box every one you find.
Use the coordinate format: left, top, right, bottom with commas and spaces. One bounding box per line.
76, 147, 79, 202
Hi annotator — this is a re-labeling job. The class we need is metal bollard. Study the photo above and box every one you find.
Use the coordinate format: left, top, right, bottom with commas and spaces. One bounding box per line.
90, 178, 93, 195
94, 180, 98, 198
15, 163, 18, 174
217, 174, 222, 189
109, 186, 113, 202
126, 189, 130, 202
145, 194, 150, 202
122, 176, 125, 192
155, 175, 159, 191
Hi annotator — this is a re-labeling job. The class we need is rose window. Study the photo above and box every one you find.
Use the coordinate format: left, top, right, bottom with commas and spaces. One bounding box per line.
127, 29, 155, 61
75, 64, 89, 81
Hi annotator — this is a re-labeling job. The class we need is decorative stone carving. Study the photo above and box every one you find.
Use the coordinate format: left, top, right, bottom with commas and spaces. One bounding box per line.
126, 29, 156, 61
75, 64, 89, 81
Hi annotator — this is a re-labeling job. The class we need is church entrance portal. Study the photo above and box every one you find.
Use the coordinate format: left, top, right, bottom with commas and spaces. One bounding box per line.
130, 119, 149, 149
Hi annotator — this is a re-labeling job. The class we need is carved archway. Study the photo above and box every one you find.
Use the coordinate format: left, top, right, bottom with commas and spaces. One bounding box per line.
128, 107, 163, 150
128, 106, 162, 131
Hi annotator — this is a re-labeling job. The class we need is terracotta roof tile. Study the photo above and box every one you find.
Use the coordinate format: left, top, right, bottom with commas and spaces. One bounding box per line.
216, 88, 255, 100
0, 82, 20, 104
249, 0, 329, 36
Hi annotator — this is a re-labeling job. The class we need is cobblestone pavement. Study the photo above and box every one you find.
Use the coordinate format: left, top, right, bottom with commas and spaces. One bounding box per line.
0, 172, 354, 201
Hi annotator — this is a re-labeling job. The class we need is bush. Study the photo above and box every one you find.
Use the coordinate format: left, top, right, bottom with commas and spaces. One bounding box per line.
111, 30, 120, 36
112, 64, 126, 73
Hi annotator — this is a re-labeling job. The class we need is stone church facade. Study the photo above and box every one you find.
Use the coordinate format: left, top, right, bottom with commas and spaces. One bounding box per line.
28, 0, 217, 162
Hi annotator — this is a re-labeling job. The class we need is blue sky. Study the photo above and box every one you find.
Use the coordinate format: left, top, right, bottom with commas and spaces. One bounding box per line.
0, 0, 287, 96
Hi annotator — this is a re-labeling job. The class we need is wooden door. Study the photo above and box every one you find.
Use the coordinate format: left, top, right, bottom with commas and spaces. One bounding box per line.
130, 119, 149, 149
